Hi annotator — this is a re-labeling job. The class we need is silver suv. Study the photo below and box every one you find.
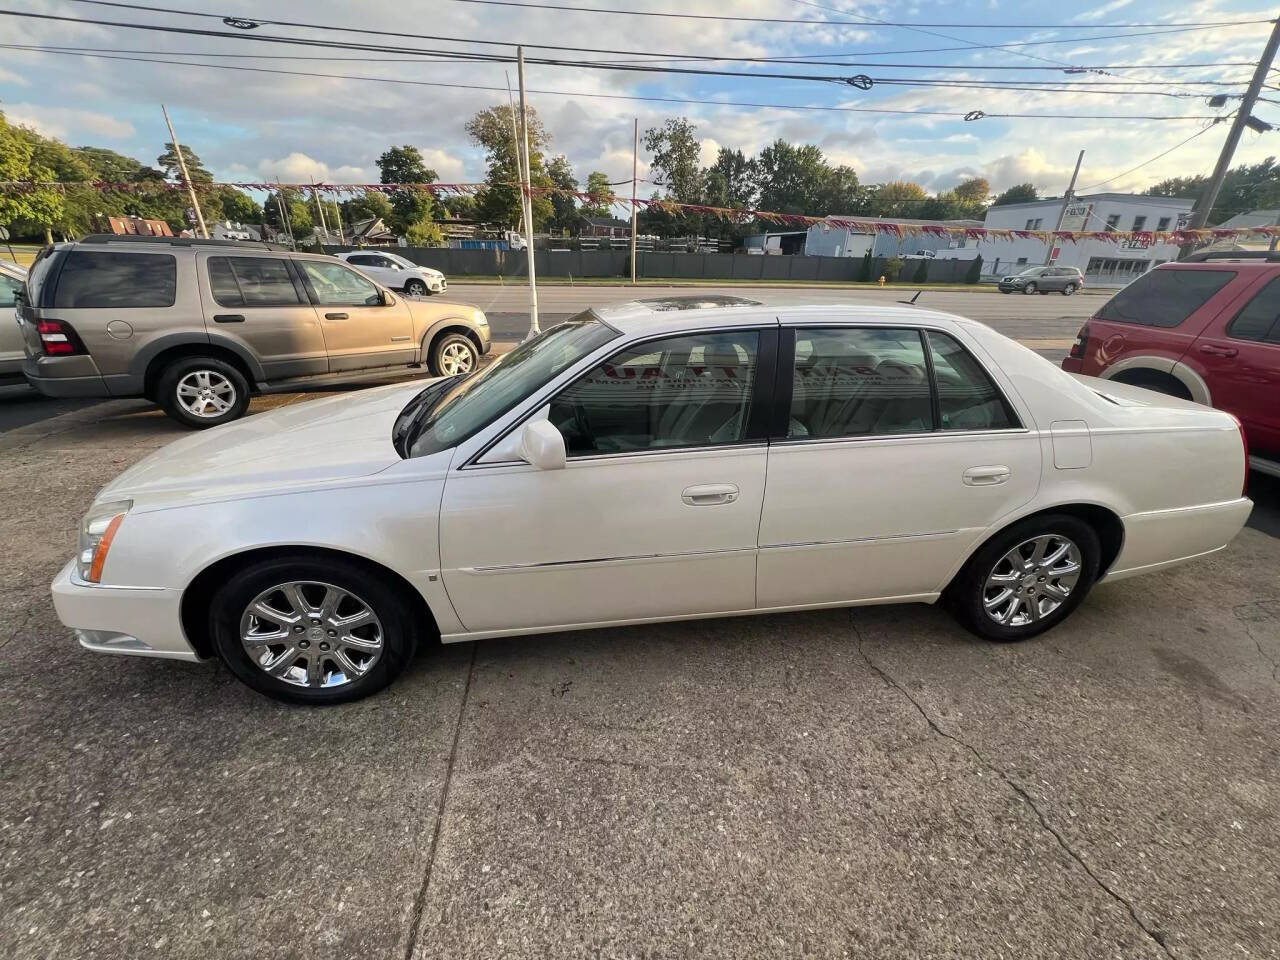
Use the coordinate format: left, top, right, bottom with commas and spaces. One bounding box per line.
19, 236, 490, 428
997, 265, 1085, 296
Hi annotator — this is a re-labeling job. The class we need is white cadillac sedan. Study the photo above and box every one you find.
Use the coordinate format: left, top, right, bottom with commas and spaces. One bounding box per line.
53, 296, 1252, 704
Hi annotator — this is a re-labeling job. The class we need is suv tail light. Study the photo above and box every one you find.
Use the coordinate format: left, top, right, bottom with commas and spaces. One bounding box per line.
1069, 323, 1090, 360
36, 319, 86, 356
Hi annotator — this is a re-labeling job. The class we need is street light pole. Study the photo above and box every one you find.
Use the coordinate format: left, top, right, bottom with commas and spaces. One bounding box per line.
517, 46, 540, 338
1043, 149, 1084, 266
630, 117, 639, 285
1179, 17, 1280, 258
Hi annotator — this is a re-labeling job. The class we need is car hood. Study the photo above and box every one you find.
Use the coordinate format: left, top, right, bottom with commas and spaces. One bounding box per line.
99, 379, 435, 510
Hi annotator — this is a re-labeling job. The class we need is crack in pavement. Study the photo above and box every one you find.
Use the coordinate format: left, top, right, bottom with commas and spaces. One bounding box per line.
851, 622, 1176, 960
402, 641, 478, 960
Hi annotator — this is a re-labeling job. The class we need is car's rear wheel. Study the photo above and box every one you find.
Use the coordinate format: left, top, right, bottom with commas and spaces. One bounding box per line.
947, 514, 1100, 642
1063, 282, 1077, 296
1023, 282, 1038, 294
431, 332, 478, 377
157, 357, 250, 429
405, 278, 427, 297
208, 555, 420, 705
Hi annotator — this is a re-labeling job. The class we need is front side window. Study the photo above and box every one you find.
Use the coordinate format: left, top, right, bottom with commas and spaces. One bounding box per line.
208, 256, 302, 307
549, 330, 760, 455
1227, 276, 1280, 344
926, 331, 1019, 431
52, 251, 176, 308
1096, 268, 1235, 328
297, 260, 382, 306
404, 315, 618, 458
789, 327, 931, 438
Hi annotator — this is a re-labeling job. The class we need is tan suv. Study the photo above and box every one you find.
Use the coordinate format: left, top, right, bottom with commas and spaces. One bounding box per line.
19, 236, 491, 428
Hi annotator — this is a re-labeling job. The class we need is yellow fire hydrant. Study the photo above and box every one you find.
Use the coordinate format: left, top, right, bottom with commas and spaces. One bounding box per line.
878, 275, 886, 286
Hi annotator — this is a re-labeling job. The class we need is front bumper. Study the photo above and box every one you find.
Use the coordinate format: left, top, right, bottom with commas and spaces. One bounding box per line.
997, 282, 1025, 292
51, 560, 200, 662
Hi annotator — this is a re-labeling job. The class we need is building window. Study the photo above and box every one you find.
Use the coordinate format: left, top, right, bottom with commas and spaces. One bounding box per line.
1105, 215, 1121, 231
1157, 217, 1171, 231
1024, 218, 1043, 230
1132, 216, 1147, 231
1016, 257, 1028, 266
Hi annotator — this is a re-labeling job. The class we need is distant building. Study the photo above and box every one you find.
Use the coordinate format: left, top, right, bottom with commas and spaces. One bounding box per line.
744, 230, 807, 255
347, 217, 396, 245
105, 215, 173, 237
948, 193, 1194, 286
209, 220, 262, 242
1199, 209, 1280, 253
578, 216, 630, 239
805, 216, 984, 259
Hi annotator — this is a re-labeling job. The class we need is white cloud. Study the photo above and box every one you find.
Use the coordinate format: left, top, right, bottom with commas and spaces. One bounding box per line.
255, 153, 374, 184
1078, 0, 1135, 20
4, 104, 134, 140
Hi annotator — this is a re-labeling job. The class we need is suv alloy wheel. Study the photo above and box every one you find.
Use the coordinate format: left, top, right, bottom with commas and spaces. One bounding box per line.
157, 356, 250, 428
405, 278, 427, 297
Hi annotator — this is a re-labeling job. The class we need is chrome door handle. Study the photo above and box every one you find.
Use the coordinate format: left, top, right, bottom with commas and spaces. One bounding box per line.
681, 483, 739, 506
1198, 343, 1237, 358
963, 465, 1011, 486
325, 312, 349, 320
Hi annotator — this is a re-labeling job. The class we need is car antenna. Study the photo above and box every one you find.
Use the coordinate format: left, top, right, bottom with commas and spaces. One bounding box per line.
898, 290, 922, 305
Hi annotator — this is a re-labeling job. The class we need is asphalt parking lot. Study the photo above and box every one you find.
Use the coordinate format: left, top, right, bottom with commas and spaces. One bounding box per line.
3, 286, 1279, 959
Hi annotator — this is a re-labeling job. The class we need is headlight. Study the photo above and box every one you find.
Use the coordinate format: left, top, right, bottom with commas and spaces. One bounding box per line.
77, 500, 131, 582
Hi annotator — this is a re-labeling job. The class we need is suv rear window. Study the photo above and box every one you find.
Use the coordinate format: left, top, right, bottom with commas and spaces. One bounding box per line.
1227, 275, 1280, 344
52, 251, 177, 308
1095, 268, 1235, 328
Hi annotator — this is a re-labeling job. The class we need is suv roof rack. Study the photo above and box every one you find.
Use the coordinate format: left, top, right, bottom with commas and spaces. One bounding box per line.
1182, 250, 1280, 263
78, 234, 291, 251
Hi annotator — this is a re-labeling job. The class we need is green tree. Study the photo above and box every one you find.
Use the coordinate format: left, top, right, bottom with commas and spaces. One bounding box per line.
466, 104, 553, 229
157, 141, 212, 182
376, 145, 438, 235
953, 177, 990, 207
545, 154, 578, 234
581, 171, 615, 217
868, 181, 929, 217
857, 248, 873, 282
643, 117, 704, 204
0, 113, 63, 242
965, 254, 983, 284
914, 257, 929, 283
992, 183, 1038, 206
1147, 156, 1280, 224
405, 217, 444, 246
703, 147, 757, 209
755, 141, 828, 213
884, 256, 904, 282
341, 190, 394, 228
262, 188, 313, 240
815, 164, 863, 215
216, 189, 262, 225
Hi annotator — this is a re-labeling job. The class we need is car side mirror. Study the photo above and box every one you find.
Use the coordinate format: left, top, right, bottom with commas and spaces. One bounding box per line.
519, 419, 566, 470
379, 290, 394, 306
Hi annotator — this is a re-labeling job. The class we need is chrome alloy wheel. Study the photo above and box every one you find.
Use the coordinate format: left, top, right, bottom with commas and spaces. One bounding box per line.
982, 534, 1082, 627
439, 340, 475, 375
176, 369, 237, 419
239, 581, 384, 688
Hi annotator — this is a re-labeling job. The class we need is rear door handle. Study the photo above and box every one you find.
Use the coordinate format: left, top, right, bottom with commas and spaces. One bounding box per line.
325, 312, 349, 320
963, 465, 1011, 486
1198, 343, 1237, 358
681, 483, 739, 506
212, 314, 244, 323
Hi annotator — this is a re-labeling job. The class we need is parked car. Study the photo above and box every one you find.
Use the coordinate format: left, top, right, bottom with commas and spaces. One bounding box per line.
18, 236, 490, 428
0, 259, 27, 386
333, 250, 447, 296
998, 265, 1084, 295
1061, 252, 1280, 476
52, 296, 1250, 704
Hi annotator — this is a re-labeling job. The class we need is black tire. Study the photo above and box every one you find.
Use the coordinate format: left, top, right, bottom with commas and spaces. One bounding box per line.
405, 278, 427, 297
1110, 369, 1193, 400
208, 555, 422, 705
1063, 282, 1077, 296
947, 514, 1101, 643
1023, 282, 1038, 295
157, 356, 250, 429
430, 332, 479, 377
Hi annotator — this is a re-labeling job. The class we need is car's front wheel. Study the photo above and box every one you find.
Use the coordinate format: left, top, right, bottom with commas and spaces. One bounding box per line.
947, 514, 1100, 642
430, 332, 478, 377
405, 278, 427, 297
157, 357, 250, 429
209, 555, 421, 705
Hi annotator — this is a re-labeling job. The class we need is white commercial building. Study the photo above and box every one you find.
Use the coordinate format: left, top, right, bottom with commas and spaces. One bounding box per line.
942, 193, 1194, 287
805, 216, 983, 259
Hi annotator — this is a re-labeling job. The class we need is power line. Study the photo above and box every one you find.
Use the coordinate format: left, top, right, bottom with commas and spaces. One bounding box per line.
0, 44, 1235, 122
50, 1, 1273, 69
1076, 121, 1229, 192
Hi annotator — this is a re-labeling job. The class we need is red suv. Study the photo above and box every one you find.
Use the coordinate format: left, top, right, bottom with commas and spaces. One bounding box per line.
1062, 252, 1280, 475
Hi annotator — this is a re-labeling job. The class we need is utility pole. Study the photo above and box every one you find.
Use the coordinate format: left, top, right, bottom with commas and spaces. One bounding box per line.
275, 179, 296, 251
630, 117, 639, 285
1043, 149, 1084, 265
161, 104, 208, 239
311, 178, 330, 245
332, 187, 346, 244
1180, 17, 1280, 259
517, 46, 540, 338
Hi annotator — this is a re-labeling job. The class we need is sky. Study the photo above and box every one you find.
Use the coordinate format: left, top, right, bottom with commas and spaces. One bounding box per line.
0, 0, 1277, 210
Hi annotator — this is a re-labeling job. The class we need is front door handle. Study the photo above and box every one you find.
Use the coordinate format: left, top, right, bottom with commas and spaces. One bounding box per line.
681, 483, 739, 506
1198, 343, 1238, 358
325, 312, 349, 320
963, 465, 1011, 486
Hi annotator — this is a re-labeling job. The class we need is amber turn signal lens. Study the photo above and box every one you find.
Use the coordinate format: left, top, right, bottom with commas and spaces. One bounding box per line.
87, 513, 124, 583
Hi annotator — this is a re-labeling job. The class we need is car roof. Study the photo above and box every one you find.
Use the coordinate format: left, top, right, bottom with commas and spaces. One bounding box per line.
592, 296, 976, 335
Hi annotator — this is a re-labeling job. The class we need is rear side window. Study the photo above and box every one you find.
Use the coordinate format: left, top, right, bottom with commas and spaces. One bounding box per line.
1227, 276, 1280, 344
52, 251, 176, 308
926, 331, 1019, 431
1096, 268, 1235, 328
207, 257, 302, 307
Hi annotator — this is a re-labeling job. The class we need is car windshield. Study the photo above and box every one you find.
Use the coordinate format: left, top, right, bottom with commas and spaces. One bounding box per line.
401, 313, 619, 458
386, 253, 416, 269
1017, 267, 1046, 277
